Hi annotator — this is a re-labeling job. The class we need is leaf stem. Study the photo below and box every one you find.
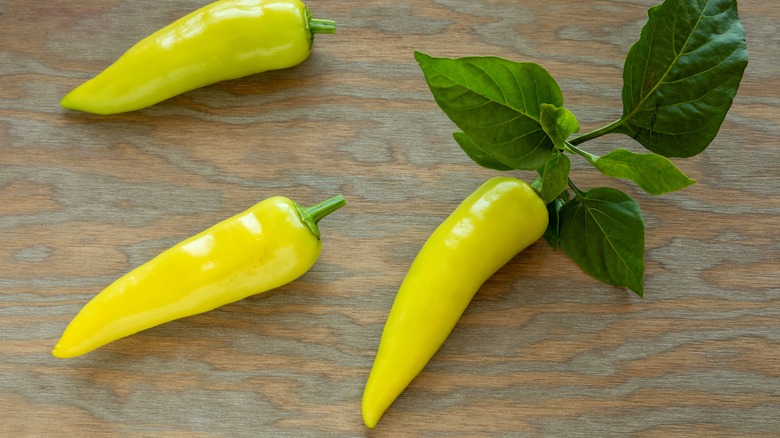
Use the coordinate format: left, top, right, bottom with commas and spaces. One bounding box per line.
564, 141, 599, 164
570, 118, 624, 146
568, 178, 586, 199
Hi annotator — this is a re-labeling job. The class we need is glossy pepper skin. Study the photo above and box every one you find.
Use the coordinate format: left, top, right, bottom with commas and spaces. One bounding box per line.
60, 0, 336, 114
52, 194, 345, 359
362, 177, 548, 428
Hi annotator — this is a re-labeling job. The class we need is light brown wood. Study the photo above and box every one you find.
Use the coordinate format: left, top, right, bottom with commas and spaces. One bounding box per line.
1, 0, 778, 435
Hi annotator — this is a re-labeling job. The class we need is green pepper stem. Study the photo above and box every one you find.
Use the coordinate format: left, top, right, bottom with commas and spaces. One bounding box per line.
304, 195, 346, 224
310, 18, 337, 35
296, 195, 347, 239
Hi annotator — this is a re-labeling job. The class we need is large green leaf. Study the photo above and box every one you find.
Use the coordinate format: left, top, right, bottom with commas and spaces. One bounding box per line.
453, 132, 513, 171
415, 51, 563, 170
560, 188, 645, 296
618, 0, 748, 157
590, 149, 695, 195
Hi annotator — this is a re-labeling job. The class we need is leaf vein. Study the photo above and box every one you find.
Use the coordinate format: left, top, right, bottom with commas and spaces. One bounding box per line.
627, 0, 713, 122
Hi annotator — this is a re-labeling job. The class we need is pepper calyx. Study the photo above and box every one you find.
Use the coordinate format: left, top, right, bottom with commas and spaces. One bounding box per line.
295, 195, 346, 239
305, 7, 336, 47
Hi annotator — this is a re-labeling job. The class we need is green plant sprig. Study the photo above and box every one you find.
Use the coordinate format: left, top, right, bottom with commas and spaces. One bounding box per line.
415, 0, 748, 296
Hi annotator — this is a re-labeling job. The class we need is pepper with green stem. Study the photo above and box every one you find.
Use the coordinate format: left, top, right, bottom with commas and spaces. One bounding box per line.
364, 0, 747, 428
53, 194, 346, 359
61, 0, 336, 114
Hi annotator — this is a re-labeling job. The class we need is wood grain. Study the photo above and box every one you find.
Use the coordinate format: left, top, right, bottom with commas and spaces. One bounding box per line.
1, 0, 778, 435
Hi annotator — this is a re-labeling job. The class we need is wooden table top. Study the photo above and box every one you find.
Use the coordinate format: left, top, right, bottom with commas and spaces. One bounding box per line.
2, 0, 778, 436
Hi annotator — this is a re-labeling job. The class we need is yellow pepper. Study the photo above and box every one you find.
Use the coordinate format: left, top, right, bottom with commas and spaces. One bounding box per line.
60, 0, 336, 114
362, 177, 548, 428
52, 194, 345, 359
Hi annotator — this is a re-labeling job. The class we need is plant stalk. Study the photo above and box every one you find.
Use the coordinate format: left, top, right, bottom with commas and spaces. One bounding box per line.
570, 118, 624, 146
567, 178, 586, 198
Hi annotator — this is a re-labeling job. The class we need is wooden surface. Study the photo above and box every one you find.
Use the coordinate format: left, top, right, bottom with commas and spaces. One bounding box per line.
1, 0, 778, 436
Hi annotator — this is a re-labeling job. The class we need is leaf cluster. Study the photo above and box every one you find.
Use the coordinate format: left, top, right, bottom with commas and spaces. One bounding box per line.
416, 0, 748, 296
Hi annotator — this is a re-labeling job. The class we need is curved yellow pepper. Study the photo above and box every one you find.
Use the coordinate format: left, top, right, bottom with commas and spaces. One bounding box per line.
60, 0, 336, 114
362, 177, 548, 428
52, 194, 345, 359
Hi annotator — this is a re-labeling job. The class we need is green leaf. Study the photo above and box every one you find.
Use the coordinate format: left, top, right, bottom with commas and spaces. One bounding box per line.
453, 132, 513, 171
540, 104, 580, 150
590, 148, 695, 195
415, 51, 563, 170
560, 187, 645, 296
538, 153, 571, 204
617, 0, 748, 158
543, 190, 569, 250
